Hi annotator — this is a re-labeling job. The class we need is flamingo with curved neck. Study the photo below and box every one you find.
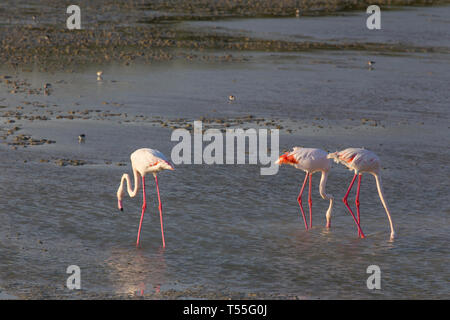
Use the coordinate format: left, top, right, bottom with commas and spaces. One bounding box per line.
117, 148, 174, 247
327, 148, 395, 240
276, 147, 334, 230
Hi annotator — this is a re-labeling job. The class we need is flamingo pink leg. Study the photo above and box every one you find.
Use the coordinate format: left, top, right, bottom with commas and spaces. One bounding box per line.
342, 173, 365, 238
154, 175, 166, 248
297, 172, 309, 230
308, 173, 313, 228
355, 174, 362, 237
136, 176, 147, 246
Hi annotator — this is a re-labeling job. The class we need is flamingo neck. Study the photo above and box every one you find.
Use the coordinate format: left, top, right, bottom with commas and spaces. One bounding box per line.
319, 170, 334, 226
373, 173, 395, 239
118, 168, 141, 200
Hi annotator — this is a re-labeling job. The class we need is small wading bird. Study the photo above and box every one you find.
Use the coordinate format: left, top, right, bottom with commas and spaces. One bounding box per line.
78, 134, 85, 143
116, 148, 174, 247
327, 148, 395, 240
276, 148, 334, 230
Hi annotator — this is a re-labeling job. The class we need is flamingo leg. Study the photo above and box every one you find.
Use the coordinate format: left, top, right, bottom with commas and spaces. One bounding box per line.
136, 176, 147, 246
308, 173, 313, 228
343, 173, 365, 238
355, 174, 362, 237
297, 172, 309, 230
154, 175, 166, 248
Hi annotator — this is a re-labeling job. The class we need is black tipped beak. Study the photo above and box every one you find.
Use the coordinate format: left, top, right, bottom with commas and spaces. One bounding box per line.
119, 208, 123, 211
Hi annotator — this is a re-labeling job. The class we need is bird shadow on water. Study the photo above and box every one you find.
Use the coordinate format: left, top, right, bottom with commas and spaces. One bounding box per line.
104, 246, 167, 297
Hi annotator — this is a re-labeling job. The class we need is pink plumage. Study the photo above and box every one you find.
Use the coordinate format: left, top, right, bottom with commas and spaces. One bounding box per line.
277, 147, 334, 230
328, 148, 395, 240
116, 148, 174, 247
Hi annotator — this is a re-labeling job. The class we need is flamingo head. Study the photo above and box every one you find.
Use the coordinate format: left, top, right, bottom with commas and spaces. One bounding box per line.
117, 182, 124, 211
275, 153, 297, 166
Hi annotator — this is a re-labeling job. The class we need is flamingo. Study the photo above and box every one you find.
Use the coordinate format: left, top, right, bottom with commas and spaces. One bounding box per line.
327, 148, 395, 240
276, 147, 334, 230
116, 148, 174, 247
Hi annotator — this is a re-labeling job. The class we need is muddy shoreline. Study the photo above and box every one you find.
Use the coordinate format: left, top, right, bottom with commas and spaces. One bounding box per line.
1, 0, 449, 71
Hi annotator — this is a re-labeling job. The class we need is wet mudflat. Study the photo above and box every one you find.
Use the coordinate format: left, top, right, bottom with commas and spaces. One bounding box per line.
0, 2, 449, 299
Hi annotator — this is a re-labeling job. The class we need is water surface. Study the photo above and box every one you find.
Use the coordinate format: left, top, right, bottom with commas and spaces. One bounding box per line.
0, 6, 449, 299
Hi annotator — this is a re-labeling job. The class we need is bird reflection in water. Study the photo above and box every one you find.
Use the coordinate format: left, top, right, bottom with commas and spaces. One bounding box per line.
105, 247, 166, 297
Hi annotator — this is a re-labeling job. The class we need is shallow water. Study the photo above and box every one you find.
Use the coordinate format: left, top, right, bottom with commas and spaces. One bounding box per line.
0, 6, 449, 299
183, 6, 450, 48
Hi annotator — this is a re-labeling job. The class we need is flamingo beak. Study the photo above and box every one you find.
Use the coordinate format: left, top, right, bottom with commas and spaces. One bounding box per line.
118, 200, 123, 211
275, 154, 286, 165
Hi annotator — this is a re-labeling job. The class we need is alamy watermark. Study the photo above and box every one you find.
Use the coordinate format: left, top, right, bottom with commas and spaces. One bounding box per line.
366, 5, 381, 30
66, 5, 81, 30
66, 265, 81, 290
171, 121, 280, 175
366, 265, 381, 290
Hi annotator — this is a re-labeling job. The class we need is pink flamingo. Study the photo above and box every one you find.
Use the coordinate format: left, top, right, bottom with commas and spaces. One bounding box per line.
116, 148, 174, 247
276, 147, 334, 229
327, 148, 395, 240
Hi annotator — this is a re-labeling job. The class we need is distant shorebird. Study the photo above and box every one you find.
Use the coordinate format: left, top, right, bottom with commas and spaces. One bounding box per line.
228, 95, 235, 102
78, 134, 85, 143
97, 71, 103, 81
116, 148, 175, 247
367, 61, 375, 66
327, 148, 395, 240
276, 147, 334, 230
295, 9, 300, 17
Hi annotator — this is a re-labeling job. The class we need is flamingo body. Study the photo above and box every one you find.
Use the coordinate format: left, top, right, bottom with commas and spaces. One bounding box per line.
117, 148, 174, 247
277, 147, 334, 229
130, 148, 174, 176
327, 148, 395, 240
278, 147, 331, 173
328, 148, 380, 174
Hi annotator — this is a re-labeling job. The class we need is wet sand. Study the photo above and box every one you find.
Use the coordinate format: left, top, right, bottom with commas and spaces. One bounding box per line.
0, 2, 449, 299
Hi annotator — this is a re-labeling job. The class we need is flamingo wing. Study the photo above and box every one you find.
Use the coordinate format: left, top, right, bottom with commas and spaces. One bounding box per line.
131, 148, 171, 170
337, 148, 360, 164
290, 147, 327, 163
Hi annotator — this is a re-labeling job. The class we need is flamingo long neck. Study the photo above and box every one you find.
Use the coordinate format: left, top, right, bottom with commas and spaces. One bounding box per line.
118, 168, 141, 199
373, 173, 395, 239
319, 170, 334, 226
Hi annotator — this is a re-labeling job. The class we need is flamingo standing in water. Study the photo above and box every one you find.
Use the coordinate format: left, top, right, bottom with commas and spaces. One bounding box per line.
327, 148, 395, 240
116, 148, 174, 247
276, 147, 334, 230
